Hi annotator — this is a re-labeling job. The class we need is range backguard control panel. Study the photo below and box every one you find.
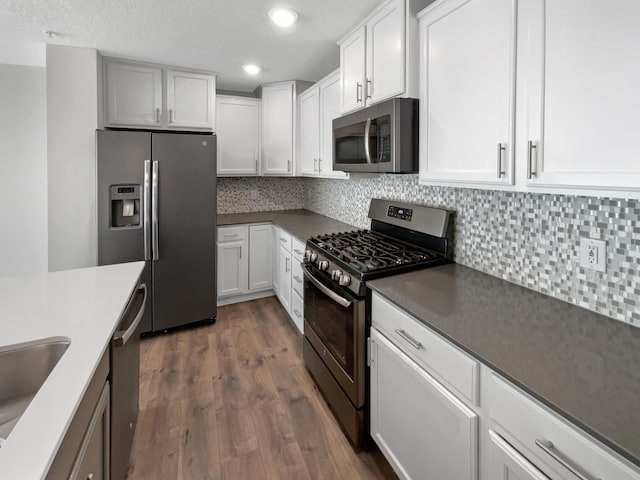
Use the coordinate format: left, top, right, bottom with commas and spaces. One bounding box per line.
387, 206, 413, 221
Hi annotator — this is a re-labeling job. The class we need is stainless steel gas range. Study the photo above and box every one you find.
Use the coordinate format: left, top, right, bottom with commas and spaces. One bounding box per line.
302, 198, 455, 447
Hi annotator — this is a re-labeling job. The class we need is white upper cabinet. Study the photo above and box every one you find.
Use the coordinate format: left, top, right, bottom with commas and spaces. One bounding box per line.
520, 0, 640, 192
418, 0, 516, 186
165, 70, 215, 130
298, 87, 320, 176
216, 96, 261, 176
298, 70, 348, 179
338, 0, 429, 115
105, 61, 163, 127
103, 58, 216, 131
366, 0, 405, 105
261, 82, 295, 175
339, 26, 367, 113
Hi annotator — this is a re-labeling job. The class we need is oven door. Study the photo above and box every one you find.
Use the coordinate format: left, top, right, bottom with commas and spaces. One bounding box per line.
303, 265, 366, 408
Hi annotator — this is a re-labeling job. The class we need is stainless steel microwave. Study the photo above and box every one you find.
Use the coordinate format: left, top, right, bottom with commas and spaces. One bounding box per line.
332, 98, 418, 173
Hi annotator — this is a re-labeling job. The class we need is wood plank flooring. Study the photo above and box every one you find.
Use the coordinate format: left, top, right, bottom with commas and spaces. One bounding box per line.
128, 296, 396, 480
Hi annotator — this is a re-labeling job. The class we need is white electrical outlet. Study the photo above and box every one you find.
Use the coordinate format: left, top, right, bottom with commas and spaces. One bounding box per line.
250, 190, 258, 200
579, 238, 606, 273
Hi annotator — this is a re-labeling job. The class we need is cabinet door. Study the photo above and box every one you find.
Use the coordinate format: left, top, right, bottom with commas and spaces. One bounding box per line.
319, 72, 348, 179
216, 96, 261, 175
488, 430, 549, 480
249, 224, 273, 291
521, 0, 640, 191
418, 0, 516, 186
70, 382, 110, 480
278, 246, 292, 313
291, 290, 304, 334
370, 328, 478, 480
272, 226, 280, 294
217, 240, 248, 298
366, 0, 405, 105
105, 61, 162, 127
339, 26, 366, 114
298, 87, 320, 176
166, 70, 215, 130
262, 83, 294, 175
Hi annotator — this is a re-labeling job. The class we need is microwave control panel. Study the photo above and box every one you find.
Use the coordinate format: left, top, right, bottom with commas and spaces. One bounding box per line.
378, 117, 391, 162
387, 206, 413, 221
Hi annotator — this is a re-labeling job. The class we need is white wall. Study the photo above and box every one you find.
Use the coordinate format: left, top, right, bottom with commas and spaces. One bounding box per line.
0, 64, 48, 276
46, 45, 100, 271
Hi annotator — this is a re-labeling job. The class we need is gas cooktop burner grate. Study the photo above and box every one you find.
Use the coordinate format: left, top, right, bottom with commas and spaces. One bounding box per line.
310, 230, 440, 273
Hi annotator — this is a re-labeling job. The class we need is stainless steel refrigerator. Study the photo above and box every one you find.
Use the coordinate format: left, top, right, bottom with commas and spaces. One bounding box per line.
97, 130, 217, 333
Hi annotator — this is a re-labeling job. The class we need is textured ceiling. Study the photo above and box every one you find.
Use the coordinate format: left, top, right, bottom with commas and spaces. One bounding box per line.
0, 0, 380, 91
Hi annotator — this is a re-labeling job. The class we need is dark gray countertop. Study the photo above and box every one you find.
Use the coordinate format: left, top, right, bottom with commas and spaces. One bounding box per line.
368, 263, 640, 468
217, 209, 357, 241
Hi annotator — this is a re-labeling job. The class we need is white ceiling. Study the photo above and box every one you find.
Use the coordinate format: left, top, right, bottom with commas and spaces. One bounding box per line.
0, 0, 381, 91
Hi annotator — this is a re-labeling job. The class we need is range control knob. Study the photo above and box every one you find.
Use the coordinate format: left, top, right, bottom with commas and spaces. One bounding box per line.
309, 252, 318, 263
304, 249, 313, 262
318, 260, 329, 271
338, 274, 352, 287
331, 269, 343, 281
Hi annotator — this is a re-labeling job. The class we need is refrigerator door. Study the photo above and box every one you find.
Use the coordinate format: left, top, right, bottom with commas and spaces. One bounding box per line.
97, 130, 154, 333
151, 133, 217, 331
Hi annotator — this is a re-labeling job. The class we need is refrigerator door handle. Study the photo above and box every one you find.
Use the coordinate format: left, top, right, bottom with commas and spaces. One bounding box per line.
143, 160, 151, 261
152, 160, 159, 261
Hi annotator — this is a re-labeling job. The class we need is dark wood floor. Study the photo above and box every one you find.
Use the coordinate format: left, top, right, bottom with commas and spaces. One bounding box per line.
128, 296, 395, 479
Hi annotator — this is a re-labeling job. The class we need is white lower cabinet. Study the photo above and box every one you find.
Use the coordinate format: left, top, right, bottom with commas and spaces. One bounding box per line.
370, 327, 478, 480
217, 224, 272, 303
291, 290, 304, 333
248, 224, 273, 290
488, 429, 548, 480
278, 244, 292, 313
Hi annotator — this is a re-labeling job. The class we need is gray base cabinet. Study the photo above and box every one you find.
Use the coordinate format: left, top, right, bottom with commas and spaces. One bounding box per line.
47, 350, 110, 480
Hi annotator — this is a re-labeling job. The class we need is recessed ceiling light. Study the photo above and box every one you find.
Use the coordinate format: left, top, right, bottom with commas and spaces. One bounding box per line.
44, 30, 58, 39
268, 8, 298, 28
243, 64, 261, 75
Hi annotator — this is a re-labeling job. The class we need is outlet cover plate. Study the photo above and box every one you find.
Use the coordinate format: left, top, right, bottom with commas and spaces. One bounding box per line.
579, 238, 606, 273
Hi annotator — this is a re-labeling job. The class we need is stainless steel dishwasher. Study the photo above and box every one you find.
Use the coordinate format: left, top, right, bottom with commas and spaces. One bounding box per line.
111, 282, 147, 480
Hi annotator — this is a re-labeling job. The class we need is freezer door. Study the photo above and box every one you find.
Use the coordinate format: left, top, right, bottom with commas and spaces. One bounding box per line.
151, 133, 216, 331
97, 130, 151, 265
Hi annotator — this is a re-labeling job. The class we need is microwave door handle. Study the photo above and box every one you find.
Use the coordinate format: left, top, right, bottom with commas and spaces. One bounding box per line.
303, 266, 352, 308
364, 118, 372, 164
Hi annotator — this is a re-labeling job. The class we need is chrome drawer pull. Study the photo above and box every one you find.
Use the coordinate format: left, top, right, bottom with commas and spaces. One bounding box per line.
294, 249, 303, 255
394, 329, 423, 350
535, 439, 601, 480
293, 309, 302, 319
293, 275, 302, 283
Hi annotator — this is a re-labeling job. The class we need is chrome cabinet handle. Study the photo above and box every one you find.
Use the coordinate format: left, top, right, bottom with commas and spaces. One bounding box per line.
293, 309, 302, 319
293, 249, 303, 255
497, 143, 506, 178
293, 275, 302, 283
155, 108, 160, 123
366, 78, 372, 100
364, 118, 372, 164
143, 160, 151, 261
280, 237, 287, 243
223, 233, 238, 238
303, 266, 352, 308
313, 158, 318, 172
152, 160, 159, 260
113, 284, 147, 347
535, 439, 601, 480
287, 160, 291, 172
356, 82, 362, 103
394, 329, 423, 350
255, 159, 258, 172
169, 108, 174, 124
239, 245, 242, 259
285, 257, 290, 272
318, 157, 322, 172
527, 140, 538, 179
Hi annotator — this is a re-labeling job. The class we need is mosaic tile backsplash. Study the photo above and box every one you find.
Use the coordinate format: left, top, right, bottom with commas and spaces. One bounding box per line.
306, 175, 640, 326
217, 177, 306, 213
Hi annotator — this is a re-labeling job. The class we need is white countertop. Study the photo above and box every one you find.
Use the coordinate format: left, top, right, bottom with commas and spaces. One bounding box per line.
0, 261, 145, 479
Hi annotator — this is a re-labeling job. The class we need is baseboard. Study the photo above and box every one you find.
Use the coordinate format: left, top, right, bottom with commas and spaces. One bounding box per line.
217, 289, 275, 306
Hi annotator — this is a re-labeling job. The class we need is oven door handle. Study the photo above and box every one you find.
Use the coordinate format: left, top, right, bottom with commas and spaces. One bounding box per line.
303, 266, 353, 308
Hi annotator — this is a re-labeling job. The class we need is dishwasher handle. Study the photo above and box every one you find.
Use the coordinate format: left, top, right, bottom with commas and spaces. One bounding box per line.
113, 284, 147, 347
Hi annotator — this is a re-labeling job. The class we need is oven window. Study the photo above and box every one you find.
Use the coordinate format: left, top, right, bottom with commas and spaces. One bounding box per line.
304, 277, 355, 378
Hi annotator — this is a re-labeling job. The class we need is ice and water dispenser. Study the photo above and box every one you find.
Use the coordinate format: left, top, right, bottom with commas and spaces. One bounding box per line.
109, 185, 141, 228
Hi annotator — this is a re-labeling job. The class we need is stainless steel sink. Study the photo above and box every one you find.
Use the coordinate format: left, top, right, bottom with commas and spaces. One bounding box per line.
0, 338, 71, 442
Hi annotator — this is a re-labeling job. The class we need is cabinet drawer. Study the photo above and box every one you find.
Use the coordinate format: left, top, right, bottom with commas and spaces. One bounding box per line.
291, 237, 306, 262
291, 290, 304, 334
292, 259, 304, 297
488, 372, 640, 480
218, 225, 248, 243
278, 230, 292, 253
371, 292, 479, 405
